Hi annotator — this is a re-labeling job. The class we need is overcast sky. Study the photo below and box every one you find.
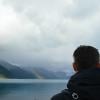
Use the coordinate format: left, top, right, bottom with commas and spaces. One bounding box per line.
0, 0, 100, 70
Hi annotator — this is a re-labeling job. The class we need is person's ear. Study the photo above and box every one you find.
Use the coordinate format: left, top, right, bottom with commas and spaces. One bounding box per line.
73, 63, 78, 72
96, 63, 100, 68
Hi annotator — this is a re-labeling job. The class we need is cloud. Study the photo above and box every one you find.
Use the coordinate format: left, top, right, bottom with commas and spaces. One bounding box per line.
64, 0, 100, 19
0, 0, 100, 70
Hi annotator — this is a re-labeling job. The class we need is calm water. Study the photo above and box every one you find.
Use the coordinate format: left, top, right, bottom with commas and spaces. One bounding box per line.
0, 79, 68, 100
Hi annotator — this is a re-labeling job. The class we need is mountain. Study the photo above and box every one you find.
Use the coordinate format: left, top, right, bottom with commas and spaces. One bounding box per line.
0, 60, 73, 79
24, 67, 73, 79
0, 65, 10, 78
0, 61, 37, 79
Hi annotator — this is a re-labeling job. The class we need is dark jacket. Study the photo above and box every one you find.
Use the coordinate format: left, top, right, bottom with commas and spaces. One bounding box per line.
51, 67, 100, 100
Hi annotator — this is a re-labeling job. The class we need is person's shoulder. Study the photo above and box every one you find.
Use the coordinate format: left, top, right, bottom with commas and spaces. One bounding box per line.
51, 92, 64, 100
51, 89, 71, 100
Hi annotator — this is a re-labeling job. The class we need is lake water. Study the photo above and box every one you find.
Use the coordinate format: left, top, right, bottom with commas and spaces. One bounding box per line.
0, 79, 68, 100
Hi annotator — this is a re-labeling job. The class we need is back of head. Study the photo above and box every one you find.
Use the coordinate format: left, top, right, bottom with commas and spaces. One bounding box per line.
73, 45, 99, 71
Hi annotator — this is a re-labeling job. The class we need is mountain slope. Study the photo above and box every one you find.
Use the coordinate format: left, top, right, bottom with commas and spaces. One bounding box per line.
0, 61, 73, 79
0, 61, 37, 79
24, 67, 73, 79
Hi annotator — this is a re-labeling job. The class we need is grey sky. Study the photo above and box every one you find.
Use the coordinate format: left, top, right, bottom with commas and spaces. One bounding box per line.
0, 0, 100, 70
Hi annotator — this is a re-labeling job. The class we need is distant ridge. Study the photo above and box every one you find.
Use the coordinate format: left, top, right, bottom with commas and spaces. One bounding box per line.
0, 61, 37, 79
0, 60, 73, 79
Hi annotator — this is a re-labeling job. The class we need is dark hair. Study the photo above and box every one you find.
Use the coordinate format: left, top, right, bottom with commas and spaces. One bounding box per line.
73, 45, 99, 71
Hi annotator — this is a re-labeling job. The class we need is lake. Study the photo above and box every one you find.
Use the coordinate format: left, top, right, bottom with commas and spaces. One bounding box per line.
0, 79, 68, 100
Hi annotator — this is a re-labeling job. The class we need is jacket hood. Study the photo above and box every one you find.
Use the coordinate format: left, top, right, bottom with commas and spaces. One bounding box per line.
67, 67, 100, 100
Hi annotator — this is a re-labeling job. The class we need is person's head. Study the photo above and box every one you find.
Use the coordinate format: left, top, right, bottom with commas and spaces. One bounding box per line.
73, 45, 100, 72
